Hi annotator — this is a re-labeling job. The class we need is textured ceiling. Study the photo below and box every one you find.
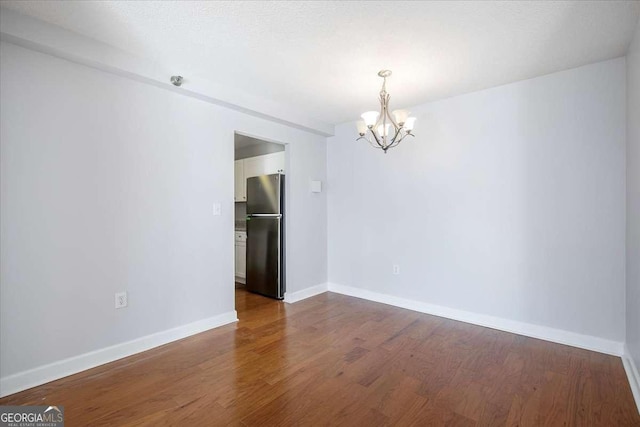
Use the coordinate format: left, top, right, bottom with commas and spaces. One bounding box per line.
2, 1, 639, 125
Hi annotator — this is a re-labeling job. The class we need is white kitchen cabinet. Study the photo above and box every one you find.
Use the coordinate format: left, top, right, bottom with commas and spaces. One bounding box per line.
261, 151, 285, 175
235, 231, 247, 282
243, 152, 285, 179
234, 160, 246, 202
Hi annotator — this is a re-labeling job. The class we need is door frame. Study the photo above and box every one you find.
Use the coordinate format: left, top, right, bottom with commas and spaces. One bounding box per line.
233, 131, 290, 303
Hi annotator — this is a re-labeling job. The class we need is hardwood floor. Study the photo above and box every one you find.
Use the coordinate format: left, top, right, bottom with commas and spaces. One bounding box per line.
2, 289, 639, 426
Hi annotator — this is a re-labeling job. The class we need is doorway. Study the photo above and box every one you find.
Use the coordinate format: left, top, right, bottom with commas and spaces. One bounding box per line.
233, 133, 287, 311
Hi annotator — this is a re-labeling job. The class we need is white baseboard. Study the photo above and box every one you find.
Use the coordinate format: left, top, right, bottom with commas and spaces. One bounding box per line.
327, 283, 624, 357
235, 276, 246, 284
284, 283, 328, 304
0, 311, 238, 398
623, 345, 640, 414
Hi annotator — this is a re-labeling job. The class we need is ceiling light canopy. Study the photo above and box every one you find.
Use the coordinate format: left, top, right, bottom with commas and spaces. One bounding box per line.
356, 70, 416, 153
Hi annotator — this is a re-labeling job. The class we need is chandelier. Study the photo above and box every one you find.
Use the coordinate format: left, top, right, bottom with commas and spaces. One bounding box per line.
356, 70, 416, 153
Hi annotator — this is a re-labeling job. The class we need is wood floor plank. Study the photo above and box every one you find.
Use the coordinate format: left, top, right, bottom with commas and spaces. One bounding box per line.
1, 288, 639, 426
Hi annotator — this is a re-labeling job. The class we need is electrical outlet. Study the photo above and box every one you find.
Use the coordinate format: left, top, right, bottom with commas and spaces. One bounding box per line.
213, 202, 221, 216
393, 264, 400, 275
115, 291, 128, 309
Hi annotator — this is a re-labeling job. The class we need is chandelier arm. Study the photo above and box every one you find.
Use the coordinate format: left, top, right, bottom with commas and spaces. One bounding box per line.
389, 126, 402, 146
364, 134, 383, 149
384, 95, 401, 130
369, 128, 385, 150
391, 131, 414, 148
387, 139, 401, 150
368, 139, 383, 149
398, 132, 415, 146
373, 92, 386, 130
388, 133, 405, 149
382, 107, 387, 149
385, 94, 395, 148
357, 134, 382, 149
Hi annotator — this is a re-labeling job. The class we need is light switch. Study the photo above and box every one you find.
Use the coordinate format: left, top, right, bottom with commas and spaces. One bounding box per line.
310, 180, 322, 193
213, 202, 221, 216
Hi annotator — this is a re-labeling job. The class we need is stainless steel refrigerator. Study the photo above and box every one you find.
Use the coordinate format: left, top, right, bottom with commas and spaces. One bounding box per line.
246, 174, 285, 299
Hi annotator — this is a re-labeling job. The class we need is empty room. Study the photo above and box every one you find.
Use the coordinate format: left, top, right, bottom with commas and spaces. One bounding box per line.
1, 1, 639, 425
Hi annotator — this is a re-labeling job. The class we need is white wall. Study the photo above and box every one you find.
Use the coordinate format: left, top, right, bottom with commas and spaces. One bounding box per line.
328, 58, 626, 344
627, 19, 640, 369
0, 41, 327, 381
